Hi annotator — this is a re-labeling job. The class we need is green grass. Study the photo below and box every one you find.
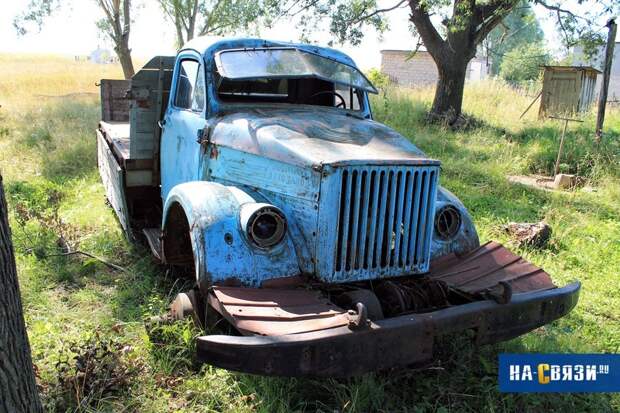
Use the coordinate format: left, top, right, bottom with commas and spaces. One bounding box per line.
1, 55, 619, 412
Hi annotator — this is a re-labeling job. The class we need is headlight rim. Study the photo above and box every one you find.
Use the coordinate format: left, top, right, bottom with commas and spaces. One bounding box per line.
245, 205, 287, 249
434, 204, 462, 241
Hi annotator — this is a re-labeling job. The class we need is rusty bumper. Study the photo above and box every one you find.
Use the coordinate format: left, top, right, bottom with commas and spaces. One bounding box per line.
196, 282, 580, 377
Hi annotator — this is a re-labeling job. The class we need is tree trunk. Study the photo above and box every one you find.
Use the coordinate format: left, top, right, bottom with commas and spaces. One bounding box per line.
430, 59, 469, 124
408, 0, 512, 127
115, 39, 135, 80
0, 174, 43, 413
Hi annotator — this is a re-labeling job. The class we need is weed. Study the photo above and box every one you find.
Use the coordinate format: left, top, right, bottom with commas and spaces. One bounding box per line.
145, 318, 201, 375
44, 332, 142, 412
1, 54, 619, 412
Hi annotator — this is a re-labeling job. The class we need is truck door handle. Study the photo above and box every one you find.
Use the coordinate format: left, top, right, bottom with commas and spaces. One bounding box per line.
158, 119, 166, 129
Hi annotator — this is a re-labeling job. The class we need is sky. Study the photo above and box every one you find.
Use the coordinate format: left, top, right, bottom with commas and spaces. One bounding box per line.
0, 0, 608, 70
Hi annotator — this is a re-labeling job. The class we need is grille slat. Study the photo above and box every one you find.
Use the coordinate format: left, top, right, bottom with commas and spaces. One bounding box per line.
399, 172, 414, 266
414, 171, 430, 266
392, 171, 407, 267
348, 171, 362, 271
356, 171, 371, 270
365, 171, 381, 271
374, 172, 389, 270
421, 171, 437, 262
407, 171, 422, 266
403, 172, 418, 266
333, 165, 439, 280
383, 172, 398, 268
335, 171, 353, 272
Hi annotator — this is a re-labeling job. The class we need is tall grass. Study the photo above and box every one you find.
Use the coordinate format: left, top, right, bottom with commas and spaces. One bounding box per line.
1, 54, 619, 412
374, 81, 620, 180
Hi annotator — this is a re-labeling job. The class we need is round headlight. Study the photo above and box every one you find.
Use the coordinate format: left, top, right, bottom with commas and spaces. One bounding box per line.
244, 205, 287, 248
435, 205, 461, 240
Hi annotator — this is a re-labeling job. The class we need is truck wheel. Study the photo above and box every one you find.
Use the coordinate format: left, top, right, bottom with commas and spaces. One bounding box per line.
161, 203, 194, 266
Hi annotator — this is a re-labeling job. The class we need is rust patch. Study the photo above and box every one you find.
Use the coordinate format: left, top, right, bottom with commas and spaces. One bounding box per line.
428, 241, 556, 294
217, 277, 243, 287
208, 287, 349, 336
136, 99, 151, 109
260, 275, 306, 289
210, 145, 219, 159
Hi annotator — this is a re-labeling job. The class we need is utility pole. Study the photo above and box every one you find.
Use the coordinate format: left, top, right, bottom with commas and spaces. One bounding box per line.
595, 18, 617, 142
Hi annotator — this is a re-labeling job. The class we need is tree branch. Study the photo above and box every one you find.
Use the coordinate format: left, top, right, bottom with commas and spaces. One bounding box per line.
97, 0, 120, 42
534, 0, 592, 23
474, 0, 518, 45
351, 0, 408, 24
188, 0, 198, 39
122, 0, 130, 37
409, 0, 445, 57
199, 0, 224, 36
39, 250, 128, 273
284, 0, 322, 18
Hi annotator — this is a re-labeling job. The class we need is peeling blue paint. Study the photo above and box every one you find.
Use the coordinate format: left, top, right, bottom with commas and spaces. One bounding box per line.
163, 182, 300, 287
158, 37, 480, 288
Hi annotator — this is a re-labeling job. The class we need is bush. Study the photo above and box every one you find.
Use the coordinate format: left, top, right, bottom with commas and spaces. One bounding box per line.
366, 68, 390, 90
500, 42, 550, 82
45, 332, 141, 411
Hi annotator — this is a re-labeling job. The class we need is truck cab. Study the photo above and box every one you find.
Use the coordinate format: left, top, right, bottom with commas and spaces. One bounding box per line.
97, 38, 580, 377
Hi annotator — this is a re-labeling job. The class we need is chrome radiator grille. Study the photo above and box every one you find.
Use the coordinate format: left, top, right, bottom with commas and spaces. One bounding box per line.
329, 165, 439, 281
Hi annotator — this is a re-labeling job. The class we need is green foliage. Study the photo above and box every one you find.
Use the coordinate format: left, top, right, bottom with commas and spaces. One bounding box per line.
286, 0, 615, 120
2, 52, 620, 411
14, 0, 136, 78
538, 2, 617, 52
12, 0, 61, 35
499, 42, 549, 82
146, 318, 199, 375
159, 0, 275, 48
365, 68, 390, 90
486, 2, 544, 74
277, 0, 388, 46
292, 0, 619, 52
14, 0, 131, 46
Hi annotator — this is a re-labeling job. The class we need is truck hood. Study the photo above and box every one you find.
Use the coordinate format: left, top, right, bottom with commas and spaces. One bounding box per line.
210, 106, 436, 167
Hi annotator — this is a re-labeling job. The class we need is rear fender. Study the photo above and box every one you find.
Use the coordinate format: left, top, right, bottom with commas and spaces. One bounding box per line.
162, 181, 300, 287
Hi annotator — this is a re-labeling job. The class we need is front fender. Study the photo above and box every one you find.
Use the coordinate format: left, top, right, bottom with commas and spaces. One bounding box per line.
163, 181, 300, 287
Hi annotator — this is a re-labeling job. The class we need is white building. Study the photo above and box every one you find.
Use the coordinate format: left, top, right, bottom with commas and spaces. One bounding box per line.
90, 48, 113, 64
573, 42, 620, 102
380, 49, 490, 87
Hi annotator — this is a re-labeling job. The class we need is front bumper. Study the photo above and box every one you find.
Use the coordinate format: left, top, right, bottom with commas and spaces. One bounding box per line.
196, 282, 580, 377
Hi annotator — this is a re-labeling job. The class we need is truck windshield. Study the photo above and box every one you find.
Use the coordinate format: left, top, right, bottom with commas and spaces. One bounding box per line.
215, 48, 377, 94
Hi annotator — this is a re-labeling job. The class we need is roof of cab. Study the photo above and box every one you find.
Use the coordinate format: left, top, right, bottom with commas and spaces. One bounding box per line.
181, 37, 359, 68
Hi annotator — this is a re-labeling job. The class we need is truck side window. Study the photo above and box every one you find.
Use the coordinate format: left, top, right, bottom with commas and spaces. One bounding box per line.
192, 65, 206, 111
174, 59, 204, 111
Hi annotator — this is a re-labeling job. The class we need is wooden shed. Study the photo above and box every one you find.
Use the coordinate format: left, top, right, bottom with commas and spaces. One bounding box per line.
539, 66, 601, 118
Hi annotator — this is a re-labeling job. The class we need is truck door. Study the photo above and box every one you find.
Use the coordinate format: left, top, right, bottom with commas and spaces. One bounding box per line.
160, 53, 207, 201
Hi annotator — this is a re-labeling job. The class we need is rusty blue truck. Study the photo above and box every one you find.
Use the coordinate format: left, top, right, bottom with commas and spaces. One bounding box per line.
96, 38, 580, 377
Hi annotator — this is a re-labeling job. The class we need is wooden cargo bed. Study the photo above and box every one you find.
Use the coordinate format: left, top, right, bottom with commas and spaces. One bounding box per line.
99, 120, 154, 178
100, 121, 130, 160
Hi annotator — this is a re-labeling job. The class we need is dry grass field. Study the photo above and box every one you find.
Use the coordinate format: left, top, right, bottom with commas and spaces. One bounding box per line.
0, 53, 619, 412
